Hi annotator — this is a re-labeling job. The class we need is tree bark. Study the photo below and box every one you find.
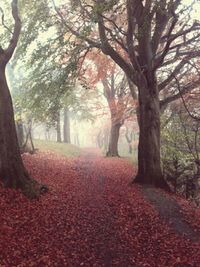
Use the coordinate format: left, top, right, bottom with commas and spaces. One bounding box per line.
134, 82, 169, 189
0, 68, 46, 197
63, 108, 71, 143
56, 110, 62, 143
106, 122, 121, 157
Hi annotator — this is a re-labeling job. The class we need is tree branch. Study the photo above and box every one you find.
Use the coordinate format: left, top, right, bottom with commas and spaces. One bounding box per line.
160, 78, 200, 109
4, 0, 21, 62
0, 6, 13, 34
174, 75, 200, 121
51, 0, 101, 49
96, 0, 135, 83
154, 14, 178, 69
158, 58, 189, 91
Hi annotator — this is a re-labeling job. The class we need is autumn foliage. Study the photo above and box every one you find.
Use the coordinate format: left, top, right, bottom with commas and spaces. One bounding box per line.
0, 151, 200, 267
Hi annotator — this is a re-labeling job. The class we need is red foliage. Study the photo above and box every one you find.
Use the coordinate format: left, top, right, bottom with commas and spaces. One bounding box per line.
0, 152, 200, 267
173, 195, 200, 232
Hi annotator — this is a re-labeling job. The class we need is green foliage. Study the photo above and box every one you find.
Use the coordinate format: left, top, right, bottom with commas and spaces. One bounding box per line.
161, 113, 200, 197
94, 0, 118, 13
12, 0, 84, 125
14, 0, 53, 60
161, 115, 191, 164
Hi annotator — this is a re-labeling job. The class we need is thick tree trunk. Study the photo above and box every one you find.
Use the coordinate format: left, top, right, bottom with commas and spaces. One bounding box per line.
56, 111, 62, 143
134, 83, 169, 189
0, 0, 48, 197
0, 68, 46, 197
63, 108, 71, 143
106, 122, 121, 157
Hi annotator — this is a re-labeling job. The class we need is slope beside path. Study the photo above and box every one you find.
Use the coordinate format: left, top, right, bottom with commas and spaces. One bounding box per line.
0, 150, 200, 267
142, 186, 200, 243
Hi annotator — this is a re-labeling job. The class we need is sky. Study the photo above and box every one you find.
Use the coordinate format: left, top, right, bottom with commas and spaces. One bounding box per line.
182, 0, 200, 19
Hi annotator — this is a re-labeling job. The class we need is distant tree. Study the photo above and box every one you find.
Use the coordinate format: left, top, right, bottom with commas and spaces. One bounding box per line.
125, 125, 134, 154
81, 51, 135, 156
63, 107, 71, 143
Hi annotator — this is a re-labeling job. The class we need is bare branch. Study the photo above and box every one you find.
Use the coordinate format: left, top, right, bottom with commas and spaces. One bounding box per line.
174, 75, 200, 121
95, 0, 135, 83
0, 6, 13, 34
51, 0, 101, 49
154, 14, 178, 69
159, 58, 189, 91
160, 78, 200, 109
151, 2, 168, 54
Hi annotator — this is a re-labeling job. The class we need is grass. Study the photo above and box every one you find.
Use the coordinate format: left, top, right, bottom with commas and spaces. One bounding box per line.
33, 139, 82, 158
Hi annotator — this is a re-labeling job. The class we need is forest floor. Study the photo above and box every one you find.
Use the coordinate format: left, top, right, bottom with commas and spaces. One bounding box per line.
0, 149, 200, 267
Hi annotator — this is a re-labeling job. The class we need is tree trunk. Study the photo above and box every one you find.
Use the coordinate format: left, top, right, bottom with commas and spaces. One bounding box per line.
45, 125, 50, 140
134, 83, 169, 189
16, 119, 24, 150
103, 128, 109, 152
125, 127, 133, 154
106, 122, 121, 157
0, 0, 47, 197
0, 68, 46, 198
63, 108, 71, 143
56, 111, 62, 143
74, 133, 80, 146
96, 130, 103, 148
22, 119, 35, 154
29, 120, 35, 153
128, 143, 133, 154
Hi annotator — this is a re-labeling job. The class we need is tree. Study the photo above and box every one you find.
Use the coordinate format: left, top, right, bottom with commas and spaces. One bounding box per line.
0, 0, 46, 197
53, 0, 200, 189
81, 51, 134, 156
125, 125, 134, 154
63, 107, 71, 143
102, 74, 131, 156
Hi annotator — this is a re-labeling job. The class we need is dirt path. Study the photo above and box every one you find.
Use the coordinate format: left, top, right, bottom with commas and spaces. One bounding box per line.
141, 186, 200, 243
1, 150, 200, 267
71, 151, 138, 266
